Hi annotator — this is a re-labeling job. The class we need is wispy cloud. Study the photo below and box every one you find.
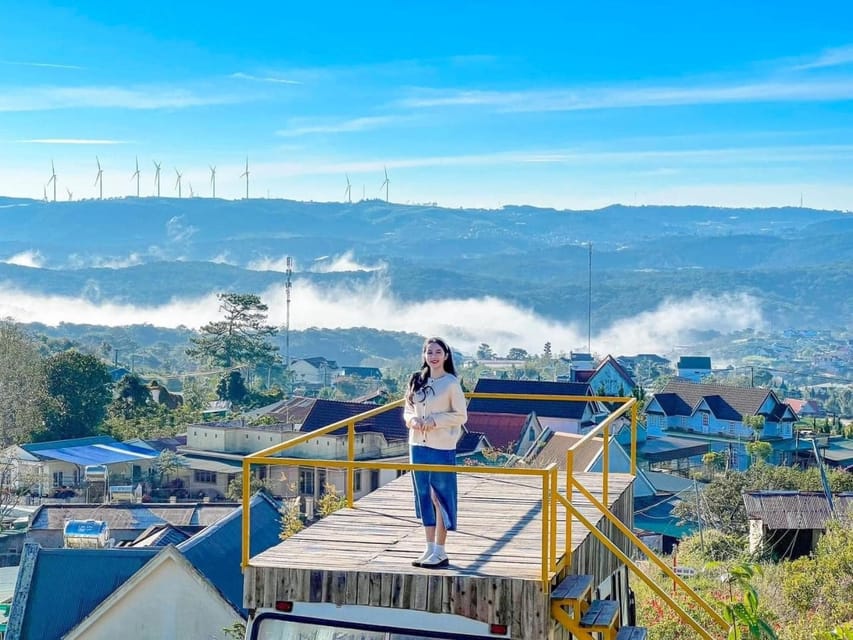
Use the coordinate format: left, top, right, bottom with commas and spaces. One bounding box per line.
793, 45, 853, 70
250, 143, 853, 179
0, 85, 246, 112
276, 115, 408, 137
0, 60, 84, 70
67, 252, 145, 269
311, 251, 386, 273
18, 138, 129, 145
400, 77, 853, 112
229, 72, 302, 85
166, 216, 198, 243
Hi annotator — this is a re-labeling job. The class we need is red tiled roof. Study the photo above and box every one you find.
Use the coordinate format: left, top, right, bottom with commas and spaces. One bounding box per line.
464, 412, 528, 449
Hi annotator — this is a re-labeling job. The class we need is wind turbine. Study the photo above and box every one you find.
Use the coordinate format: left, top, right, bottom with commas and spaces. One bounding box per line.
42, 184, 48, 202
153, 160, 162, 197
380, 166, 390, 203
130, 156, 141, 197
94, 156, 104, 199
66, 187, 73, 201
188, 181, 194, 198
209, 165, 216, 198
345, 173, 352, 204
174, 168, 183, 198
240, 157, 249, 199
46, 160, 57, 202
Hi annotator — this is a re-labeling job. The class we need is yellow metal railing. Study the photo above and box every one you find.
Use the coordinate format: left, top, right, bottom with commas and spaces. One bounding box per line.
240, 391, 724, 638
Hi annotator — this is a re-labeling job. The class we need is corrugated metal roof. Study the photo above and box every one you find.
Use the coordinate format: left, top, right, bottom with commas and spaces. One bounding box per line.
182, 455, 242, 474
30, 503, 240, 531
743, 492, 853, 529
179, 492, 282, 614
126, 524, 191, 548
7, 544, 158, 640
469, 379, 593, 419
31, 442, 158, 466
21, 436, 118, 454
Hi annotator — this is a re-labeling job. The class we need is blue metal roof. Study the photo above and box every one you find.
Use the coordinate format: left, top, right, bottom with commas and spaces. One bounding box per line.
7, 543, 158, 640
469, 379, 593, 419
178, 492, 282, 614
30, 441, 157, 466
22, 435, 117, 453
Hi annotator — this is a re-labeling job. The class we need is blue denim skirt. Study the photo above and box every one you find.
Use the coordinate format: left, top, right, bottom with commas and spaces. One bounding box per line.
410, 445, 457, 531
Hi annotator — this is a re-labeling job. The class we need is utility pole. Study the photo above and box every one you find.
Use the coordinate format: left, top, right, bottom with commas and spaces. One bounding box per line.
587, 242, 593, 353
694, 479, 705, 554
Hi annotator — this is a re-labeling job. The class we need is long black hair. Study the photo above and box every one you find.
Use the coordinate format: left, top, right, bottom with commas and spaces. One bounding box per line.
406, 336, 457, 404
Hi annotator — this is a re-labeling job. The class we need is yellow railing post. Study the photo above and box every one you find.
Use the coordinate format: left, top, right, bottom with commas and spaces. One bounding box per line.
602, 422, 609, 507
541, 469, 549, 588
630, 401, 638, 476
565, 449, 574, 569
347, 420, 355, 508
549, 466, 557, 573
241, 458, 251, 568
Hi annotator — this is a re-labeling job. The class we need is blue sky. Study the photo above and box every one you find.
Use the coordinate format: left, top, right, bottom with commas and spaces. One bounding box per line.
3, 0, 853, 209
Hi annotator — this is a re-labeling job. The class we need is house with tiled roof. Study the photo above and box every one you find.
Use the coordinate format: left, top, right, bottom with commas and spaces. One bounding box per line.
339, 365, 383, 379
784, 398, 824, 418
464, 412, 544, 456
290, 356, 339, 387
468, 379, 600, 434
645, 380, 801, 469
582, 354, 637, 396
6, 545, 160, 640
181, 398, 409, 507
676, 356, 712, 382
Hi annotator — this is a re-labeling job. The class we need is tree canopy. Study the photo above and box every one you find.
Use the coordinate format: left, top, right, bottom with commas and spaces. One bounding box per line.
36, 350, 112, 441
0, 321, 47, 445
186, 293, 279, 369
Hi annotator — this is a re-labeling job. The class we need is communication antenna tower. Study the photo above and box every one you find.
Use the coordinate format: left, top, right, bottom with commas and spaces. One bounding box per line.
285, 256, 293, 395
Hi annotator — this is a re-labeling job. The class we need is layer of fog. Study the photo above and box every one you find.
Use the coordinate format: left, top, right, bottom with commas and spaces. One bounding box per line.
0, 278, 764, 358
248, 250, 385, 273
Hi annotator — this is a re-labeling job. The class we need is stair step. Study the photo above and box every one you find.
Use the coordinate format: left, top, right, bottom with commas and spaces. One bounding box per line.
580, 599, 620, 630
616, 626, 648, 640
551, 574, 594, 601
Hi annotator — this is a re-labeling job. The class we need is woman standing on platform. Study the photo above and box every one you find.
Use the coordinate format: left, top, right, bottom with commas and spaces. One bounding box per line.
404, 337, 467, 569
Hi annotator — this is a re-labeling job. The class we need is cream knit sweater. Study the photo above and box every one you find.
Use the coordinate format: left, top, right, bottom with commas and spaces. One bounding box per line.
403, 373, 467, 450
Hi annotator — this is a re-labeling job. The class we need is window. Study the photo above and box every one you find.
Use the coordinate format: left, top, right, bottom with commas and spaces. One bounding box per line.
194, 470, 216, 483
52, 471, 64, 487
299, 468, 315, 495
354, 470, 362, 492
702, 412, 710, 426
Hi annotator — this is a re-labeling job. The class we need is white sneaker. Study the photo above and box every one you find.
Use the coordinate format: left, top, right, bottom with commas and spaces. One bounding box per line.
419, 550, 449, 569
411, 549, 433, 567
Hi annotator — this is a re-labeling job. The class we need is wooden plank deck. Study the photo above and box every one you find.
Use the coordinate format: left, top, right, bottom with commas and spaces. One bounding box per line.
245, 471, 635, 639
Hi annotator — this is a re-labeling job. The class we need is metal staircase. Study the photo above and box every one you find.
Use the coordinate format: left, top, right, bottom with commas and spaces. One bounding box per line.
550, 573, 647, 640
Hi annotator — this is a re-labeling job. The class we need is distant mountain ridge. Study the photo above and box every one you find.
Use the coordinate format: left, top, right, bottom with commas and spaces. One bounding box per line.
0, 196, 850, 331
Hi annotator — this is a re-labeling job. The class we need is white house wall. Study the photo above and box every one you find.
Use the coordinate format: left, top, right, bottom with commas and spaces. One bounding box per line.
63, 552, 241, 640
